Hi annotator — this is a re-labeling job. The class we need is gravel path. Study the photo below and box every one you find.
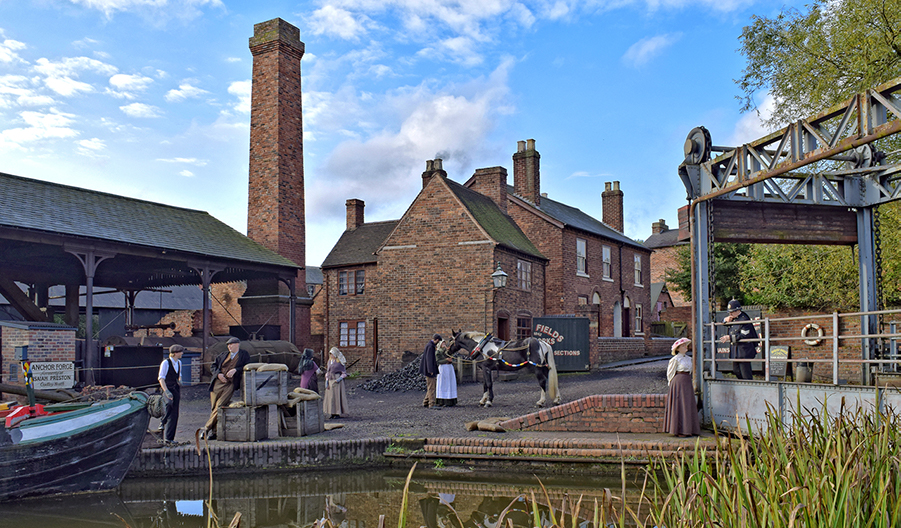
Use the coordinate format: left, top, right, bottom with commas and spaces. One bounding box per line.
164, 358, 670, 443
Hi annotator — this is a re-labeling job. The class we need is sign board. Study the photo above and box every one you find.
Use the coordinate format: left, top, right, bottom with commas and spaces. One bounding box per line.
533, 316, 590, 372
29, 361, 75, 389
769, 346, 790, 378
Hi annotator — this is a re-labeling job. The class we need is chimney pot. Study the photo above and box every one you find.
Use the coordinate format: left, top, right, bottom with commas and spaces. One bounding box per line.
526, 138, 536, 150
346, 198, 365, 230
517, 140, 526, 153
601, 181, 625, 233
434, 158, 443, 170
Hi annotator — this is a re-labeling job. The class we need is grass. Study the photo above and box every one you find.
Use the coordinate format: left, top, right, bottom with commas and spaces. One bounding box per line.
380, 400, 901, 528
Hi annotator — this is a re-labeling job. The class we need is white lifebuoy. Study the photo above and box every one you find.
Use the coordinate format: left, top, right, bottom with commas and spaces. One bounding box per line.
801, 323, 824, 346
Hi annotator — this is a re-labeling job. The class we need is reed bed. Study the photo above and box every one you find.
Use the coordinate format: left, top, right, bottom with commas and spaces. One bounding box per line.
365, 401, 901, 528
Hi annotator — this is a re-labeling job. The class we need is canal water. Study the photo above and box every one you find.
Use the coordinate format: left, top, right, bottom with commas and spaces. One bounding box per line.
0, 466, 650, 528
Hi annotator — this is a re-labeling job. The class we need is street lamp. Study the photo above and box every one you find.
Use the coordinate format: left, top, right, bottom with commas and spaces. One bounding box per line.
491, 262, 508, 289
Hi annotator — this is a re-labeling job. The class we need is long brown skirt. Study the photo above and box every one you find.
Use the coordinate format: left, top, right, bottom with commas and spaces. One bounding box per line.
664, 372, 700, 436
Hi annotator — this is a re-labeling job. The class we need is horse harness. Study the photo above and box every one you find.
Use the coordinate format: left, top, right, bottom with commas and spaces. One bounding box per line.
468, 334, 549, 368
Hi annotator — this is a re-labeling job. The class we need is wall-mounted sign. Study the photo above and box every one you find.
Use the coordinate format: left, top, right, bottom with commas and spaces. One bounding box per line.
29, 361, 76, 389
533, 317, 590, 372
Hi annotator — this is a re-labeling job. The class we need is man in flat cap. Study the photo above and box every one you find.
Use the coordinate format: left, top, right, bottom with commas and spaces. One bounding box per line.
419, 334, 441, 409
157, 344, 184, 445
201, 337, 250, 439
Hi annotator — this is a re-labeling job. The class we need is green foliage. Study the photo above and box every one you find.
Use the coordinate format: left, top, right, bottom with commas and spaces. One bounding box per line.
664, 243, 751, 308
737, 0, 901, 129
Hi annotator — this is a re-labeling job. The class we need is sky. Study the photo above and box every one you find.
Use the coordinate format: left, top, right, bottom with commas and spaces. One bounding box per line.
0, 0, 796, 267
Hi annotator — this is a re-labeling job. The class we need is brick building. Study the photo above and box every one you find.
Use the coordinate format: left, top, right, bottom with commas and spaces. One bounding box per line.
320, 141, 651, 372
644, 218, 690, 307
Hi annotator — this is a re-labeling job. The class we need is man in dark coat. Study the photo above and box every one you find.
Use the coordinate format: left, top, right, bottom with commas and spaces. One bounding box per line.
719, 299, 758, 380
201, 337, 250, 439
420, 334, 441, 408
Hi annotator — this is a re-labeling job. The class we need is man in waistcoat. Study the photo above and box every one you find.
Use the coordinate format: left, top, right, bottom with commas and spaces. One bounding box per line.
157, 344, 184, 445
201, 337, 250, 439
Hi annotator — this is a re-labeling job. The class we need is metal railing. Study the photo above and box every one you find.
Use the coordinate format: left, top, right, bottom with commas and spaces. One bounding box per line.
707, 308, 901, 385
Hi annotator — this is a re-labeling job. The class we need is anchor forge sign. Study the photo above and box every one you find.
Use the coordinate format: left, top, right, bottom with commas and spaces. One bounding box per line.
533, 317, 590, 372
27, 361, 76, 390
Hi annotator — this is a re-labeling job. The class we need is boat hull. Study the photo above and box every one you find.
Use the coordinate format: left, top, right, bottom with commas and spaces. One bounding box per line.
0, 393, 150, 501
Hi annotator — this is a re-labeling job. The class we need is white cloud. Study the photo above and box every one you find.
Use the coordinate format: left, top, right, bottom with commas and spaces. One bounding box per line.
0, 38, 27, 64
107, 73, 154, 99
75, 137, 108, 157
67, 0, 225, 19
0, 109, 79, 150
0, 75, 50, 109
226, 80, 251, 114
179, 169, 195, 177
728, 93, 776, 146
33, 56, 118, 96
308, 5, 367, 40
157, 157, 208, 166
622, 33, 681, 67
120, 102, 161, 117
165, 82, 209, 102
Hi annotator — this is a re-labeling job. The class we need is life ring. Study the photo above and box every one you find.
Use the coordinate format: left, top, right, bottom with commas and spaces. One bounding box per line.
801, 323, 823, 346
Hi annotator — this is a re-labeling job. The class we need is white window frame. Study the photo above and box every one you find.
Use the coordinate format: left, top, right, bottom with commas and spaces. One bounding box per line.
602, 246, 612, 280
576, 238, 588, 277
517, 259, 532, 291
635, 304, 643, 334
633, 254, 642, 286
339, 320, 367, 347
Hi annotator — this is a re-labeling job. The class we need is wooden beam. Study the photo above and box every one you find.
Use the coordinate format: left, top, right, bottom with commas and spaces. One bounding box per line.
711, 201, 858, 245
0, 278, 50, 322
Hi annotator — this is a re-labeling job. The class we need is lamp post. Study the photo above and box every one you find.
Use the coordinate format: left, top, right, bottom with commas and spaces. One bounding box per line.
485, 262, 508, 333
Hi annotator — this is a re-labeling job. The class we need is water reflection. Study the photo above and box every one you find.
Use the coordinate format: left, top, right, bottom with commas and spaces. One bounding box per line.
0, 468, 645, 528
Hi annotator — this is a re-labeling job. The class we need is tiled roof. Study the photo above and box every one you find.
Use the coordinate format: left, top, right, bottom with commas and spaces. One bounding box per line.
644, 229, 686, 249
321, 220, 399, 268
305, 266, 323, 285
510, 185, 647, 251
0, 172, 299, 269
446, 179, 546, 260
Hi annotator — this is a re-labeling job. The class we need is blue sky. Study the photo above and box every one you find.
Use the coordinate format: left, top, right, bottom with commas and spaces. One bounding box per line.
0, 0, 791, 267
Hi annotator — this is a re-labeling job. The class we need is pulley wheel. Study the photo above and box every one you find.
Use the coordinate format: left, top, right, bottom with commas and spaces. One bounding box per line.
684, 126, 711, 165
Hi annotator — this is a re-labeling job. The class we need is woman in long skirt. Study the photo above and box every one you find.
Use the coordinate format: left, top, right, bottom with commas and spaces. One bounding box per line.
323, 347, 349, 419
435, 341, 457, 407
664, 337, 700, 437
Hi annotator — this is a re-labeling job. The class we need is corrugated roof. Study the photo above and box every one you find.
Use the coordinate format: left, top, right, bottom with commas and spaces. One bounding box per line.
321, 220, 399, 268
510, 185, 647, 251
448, 179, 545, 260
0, 172, 299, 269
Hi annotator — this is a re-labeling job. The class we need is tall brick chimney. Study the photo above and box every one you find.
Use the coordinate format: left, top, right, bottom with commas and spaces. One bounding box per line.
241, 17, 311, 344
651, 218, 668, 234
467, 166, 508, 214
513, 139, 540, 206
346, 199, 364, 230
422, 159, 447, 189
602, 181, 624, 233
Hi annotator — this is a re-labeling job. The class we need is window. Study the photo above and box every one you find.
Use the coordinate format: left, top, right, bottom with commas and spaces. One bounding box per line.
516, 317, 532, 339
602, 246, 612, 279
517, 260, 532, 291
633, 254, 642, 285
306, 284, 316, 298
576, 238, 587, 275
355, 270, 365, 294
635, 305, 643, 334
339, 320, 366, 347
338, 269, 366, 296
578, 296, 588, 305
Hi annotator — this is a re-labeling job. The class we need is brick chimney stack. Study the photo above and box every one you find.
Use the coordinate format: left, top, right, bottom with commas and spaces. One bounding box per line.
241, 17, 312, 345
513, 139, 540, 206
602, 181, 624, 233
346, 199, 364, 230
651, 218, 668, 234
467, 166, 508, 214
422, 159, 447, 189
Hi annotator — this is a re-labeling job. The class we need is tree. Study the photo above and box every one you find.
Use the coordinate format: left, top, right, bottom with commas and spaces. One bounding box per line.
737, 0, 901, 128
665, 243, 751, 309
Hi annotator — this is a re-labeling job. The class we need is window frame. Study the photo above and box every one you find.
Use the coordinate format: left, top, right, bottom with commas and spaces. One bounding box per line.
517, 259, 532, 291
516, 316, 533, 340
338, 268, 366, 296
576, 238, 588, 276
634, 304, 643, 335
602, 246, 612, 280
633, 254, 643, 286
339, 320, 367, 347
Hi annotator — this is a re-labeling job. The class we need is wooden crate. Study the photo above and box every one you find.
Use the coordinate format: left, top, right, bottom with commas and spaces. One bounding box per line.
242, 370, 288, 406
218, 405, 269, 442
278, 399, 324, 437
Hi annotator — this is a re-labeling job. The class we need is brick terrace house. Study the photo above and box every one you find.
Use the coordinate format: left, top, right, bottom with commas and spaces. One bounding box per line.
644, 218, 689, 307
320, 140, 652, 372
320, 160, 547, 372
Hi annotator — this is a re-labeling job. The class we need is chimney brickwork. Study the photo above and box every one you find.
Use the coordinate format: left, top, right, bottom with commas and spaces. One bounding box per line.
241, 17, 312, 345
421, 159, 447, 189
513, 139, 540, 206
467, 166, 508, 214
651, 218, 668, 235
602, 181, 624, 233
346, 199, 365, 230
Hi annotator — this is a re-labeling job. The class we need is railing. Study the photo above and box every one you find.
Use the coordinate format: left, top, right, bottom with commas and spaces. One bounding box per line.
706, 308, 901, 385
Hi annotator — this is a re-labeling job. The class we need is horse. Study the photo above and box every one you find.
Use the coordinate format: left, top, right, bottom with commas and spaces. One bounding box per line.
444, 330, 560, 408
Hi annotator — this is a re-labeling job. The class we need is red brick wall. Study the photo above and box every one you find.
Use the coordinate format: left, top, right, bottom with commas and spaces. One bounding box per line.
134, 310, 199, 339
1, 325, 76, 387
601, 181, 623, 233
650, 245, 689, 306
500, 394, 666, 433
506, 199, 562, 315
211, 282, 245, 335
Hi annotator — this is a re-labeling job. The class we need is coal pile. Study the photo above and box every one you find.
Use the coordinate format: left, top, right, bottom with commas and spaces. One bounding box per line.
360, 354, 426, 393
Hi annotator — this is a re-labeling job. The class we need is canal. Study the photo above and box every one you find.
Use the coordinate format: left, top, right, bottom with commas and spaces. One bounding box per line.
0, 466, 650, 528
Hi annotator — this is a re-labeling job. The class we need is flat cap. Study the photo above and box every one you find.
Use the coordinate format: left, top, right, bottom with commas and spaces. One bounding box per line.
169, 344, 185, 353
226, 337, 240, 344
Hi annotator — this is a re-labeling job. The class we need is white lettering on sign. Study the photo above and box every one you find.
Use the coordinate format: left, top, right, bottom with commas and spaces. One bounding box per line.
30, 362, 75, 389
533, 324, 565, 344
